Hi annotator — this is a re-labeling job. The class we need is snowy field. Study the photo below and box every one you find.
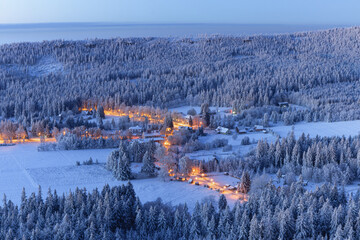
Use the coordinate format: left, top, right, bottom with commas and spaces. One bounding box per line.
272, 120, 360, 138
0, 143, 237, 209
186, 131, 277, 160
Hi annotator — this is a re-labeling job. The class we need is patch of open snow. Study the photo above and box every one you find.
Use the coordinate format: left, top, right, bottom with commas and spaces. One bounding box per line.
0, 143, 238, 209
272, 120, 360, 138
186, 131, 277, 161
28, 56, 64, 77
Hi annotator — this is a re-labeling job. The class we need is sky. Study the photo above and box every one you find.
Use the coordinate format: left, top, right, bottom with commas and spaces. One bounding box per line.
0, 0, 359, 25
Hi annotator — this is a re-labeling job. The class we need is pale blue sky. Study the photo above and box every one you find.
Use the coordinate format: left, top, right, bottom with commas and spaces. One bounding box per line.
0, 0, 359, 25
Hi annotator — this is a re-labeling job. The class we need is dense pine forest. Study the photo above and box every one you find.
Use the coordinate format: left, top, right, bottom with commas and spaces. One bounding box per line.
1, 27, 360, 123
0, 181, 359, 239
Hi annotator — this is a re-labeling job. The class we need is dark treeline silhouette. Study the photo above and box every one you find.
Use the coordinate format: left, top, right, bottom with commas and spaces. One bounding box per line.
2, 27, 360, 124
1, 181, 360, 239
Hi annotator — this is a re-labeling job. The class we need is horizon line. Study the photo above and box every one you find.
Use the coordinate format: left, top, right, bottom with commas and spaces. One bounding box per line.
0, 21, 356, 27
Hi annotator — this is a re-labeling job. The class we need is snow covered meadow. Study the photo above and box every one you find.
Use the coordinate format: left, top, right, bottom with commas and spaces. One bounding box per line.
0, 143, 239, 209
272, 120, 360, 138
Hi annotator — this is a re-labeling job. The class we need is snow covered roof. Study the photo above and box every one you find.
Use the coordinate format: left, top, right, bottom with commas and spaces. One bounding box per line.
216, 126, 230, 133
137, 137, 165, 143
129, 125, 142, 130
143, 132, 165, 138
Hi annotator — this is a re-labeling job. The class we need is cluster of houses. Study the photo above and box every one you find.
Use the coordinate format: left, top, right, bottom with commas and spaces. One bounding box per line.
128, 125, 166, 144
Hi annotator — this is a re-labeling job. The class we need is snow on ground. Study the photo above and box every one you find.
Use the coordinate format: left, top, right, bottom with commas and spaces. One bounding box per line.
28, 56, 64, 77
0, 143, 238, 209
289, 104, 308, 111
269, 174, 360, 198
169, 106, 231, 116
186, 131, 277, 161
0, 144, 113, 204
0, 56, 64, 78
272, 120, 360, 138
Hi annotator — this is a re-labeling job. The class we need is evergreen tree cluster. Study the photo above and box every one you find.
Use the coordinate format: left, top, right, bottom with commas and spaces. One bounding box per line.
2, 180, 360, 239
250, 133, 360, 185
38, 134, 122, 151
107, 140, 157, 180
184, 133, 360, 186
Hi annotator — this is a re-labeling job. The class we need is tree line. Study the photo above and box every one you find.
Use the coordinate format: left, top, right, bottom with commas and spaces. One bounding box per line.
0, 179, 359, 239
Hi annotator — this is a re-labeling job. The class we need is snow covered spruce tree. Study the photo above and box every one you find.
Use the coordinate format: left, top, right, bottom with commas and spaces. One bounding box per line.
117, 153, 132, 180
141, 151, 156, 177
107, 143, 132, 180
239, 171, 251, 194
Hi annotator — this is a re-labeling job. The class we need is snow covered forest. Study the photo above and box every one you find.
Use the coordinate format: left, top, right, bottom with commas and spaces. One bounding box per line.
1, 181, 360, 239
3, 25, 360, 239
2, 27, 360, 124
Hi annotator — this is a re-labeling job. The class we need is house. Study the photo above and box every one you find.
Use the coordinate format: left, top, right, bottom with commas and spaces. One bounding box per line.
236, 127, 247, 134
129, 125, 143, 135
143, 131, 164, 139
216, 126, 230, 135
238, 129, 247, 134
278, 102, 289, 108
137, 137, 165, 144
254, 125, 265, 132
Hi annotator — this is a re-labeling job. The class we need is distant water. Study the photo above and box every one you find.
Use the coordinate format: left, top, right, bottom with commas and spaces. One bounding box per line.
0, 23, 352, 45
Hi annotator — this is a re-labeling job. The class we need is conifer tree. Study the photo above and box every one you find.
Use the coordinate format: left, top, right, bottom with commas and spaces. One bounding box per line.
141, 151, 156, 177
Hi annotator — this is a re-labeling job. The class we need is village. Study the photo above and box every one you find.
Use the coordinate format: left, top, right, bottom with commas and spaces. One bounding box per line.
0, 102, 279, 202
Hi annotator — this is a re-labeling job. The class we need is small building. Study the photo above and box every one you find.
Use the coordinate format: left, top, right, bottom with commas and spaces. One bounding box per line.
216, 126, 231, 135
129, 125, 143, 135
254, 125, 265, 132
278, 102, 289, 108
137, 137, 165, 144
143, 131, 164, 139
236, 127, 247, 134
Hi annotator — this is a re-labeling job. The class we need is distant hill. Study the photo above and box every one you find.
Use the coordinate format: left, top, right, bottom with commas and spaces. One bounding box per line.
1, 26, 360, 122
